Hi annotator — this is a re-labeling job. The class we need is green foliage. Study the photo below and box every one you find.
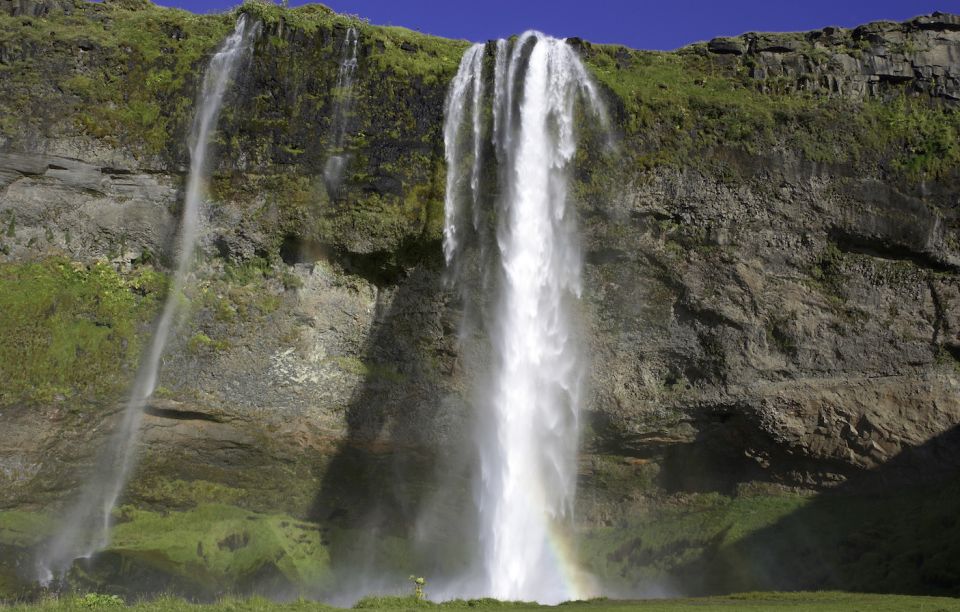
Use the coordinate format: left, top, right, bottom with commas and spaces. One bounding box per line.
580, 491, 812, 591
0, 259, 165, 405
0, 511, 54, 548
582, 44, 960, 182
187, 332, 229, 354
362, 25, 469, 86
331, 356, 404, 383
880, 96, 960, 180
578, 475, 960, 598
4, 591, 960, 611
408, 576, 425, 602
237, 0, 466, 86
280, 271, 303, 290
75, 594, 124, 609
0, 0, 233, 154
353, 596, 429, 610
106, 504, 332, 592
239, 0, 336, 34
128, 478, 245, 509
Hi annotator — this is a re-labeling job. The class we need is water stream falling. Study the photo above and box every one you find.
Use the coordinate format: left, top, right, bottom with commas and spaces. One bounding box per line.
324, 26, 359, 193
35, 15, 260, 584
443, 33, 607, 603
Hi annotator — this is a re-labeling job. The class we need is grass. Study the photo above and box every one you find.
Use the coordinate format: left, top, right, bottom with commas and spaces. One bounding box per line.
0, 259, 165, 405
0, 0, 233, 154
580, 43, 960, 182
103, 504, 332, 593
3, 592, 960, 611
578, 475, 960, 597
579, 492, 813, 591
239, 0, 468, 84
0, 512, 54, 549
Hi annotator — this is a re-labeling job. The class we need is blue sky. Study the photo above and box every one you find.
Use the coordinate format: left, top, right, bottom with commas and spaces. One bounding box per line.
160, 0, 959, 50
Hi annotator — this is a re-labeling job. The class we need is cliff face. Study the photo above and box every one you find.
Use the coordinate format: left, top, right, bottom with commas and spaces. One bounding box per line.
1, 0, 960, 600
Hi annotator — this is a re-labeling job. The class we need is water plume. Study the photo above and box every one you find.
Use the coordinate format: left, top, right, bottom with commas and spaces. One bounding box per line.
442, 32, 607, 603
35, 14, 260, 585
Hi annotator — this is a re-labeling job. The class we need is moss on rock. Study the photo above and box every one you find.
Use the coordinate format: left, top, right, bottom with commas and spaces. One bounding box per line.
104, 504, 332, 595
0, 258, 165, 406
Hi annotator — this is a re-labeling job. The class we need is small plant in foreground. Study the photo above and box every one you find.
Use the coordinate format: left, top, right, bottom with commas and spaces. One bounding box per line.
409, 575, 426, 602
76, 593, 124, 608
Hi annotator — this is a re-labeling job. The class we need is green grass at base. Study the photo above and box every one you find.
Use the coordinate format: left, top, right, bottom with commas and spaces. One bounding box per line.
4, 592, 960, 612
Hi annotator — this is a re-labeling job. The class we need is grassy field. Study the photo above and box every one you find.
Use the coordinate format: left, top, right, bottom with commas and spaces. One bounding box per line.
4, 592, 960, 612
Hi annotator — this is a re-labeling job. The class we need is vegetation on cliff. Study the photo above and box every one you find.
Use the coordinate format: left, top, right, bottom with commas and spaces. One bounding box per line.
582, 43, 960, 182
0, 0, 233, 153
0, 259, 165, 405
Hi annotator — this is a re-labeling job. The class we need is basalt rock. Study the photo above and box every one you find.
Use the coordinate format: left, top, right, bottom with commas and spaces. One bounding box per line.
705, 12, 960, 101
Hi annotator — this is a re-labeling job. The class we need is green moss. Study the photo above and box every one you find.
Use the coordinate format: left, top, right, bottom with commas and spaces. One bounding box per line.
187, 332, 229, 354
331, 356, 404, 383
106, 504, 332, 592
280, 271, 303, 290
0, 259, 165, 405
237, 0, 466, 86
580, 474, 960, 597
0, 0, 233, 154
128, 478, 245, 509
581, 43, 960, 182
0, 511, 54, 548
361, 25, 469, 86
580, 492, 811, 590
238, 0, 336, 35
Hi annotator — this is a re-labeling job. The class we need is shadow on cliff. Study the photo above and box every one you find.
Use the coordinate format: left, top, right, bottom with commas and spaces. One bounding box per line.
305, 255, 476, 602
663, 423, 960, 597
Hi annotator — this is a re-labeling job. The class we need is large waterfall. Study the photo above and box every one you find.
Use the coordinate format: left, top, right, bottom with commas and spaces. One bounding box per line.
443, 33, 606, 603
35, 15, 260, 584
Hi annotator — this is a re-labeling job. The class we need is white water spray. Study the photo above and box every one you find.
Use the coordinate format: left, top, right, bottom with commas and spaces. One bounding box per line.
35, 15, 259, 584
442, 43, 484, 267
443, 33, 607, 603
324, 26, 359, 192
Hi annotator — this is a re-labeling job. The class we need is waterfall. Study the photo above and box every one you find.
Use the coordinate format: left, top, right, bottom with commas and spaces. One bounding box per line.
324, 26, 359, 194
35, 15, 260, 585
442, 42, 484, 269
443, 33, 607, 603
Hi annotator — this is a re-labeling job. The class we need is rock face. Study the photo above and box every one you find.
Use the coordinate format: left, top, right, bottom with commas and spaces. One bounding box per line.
1, 0, 960, 600
706, 12, 960, 101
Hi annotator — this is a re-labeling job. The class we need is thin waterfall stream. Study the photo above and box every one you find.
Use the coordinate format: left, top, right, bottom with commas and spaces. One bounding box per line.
35, 15, 260, 584
324, 26, 359, 194
442, 33, 607, 604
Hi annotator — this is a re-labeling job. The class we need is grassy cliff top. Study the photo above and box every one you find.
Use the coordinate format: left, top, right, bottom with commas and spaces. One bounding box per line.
1, 0, 959, 186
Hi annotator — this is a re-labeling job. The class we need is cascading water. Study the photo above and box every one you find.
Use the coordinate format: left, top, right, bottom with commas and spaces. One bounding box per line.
324, 26, 359, 193
443, 33, 607, 603
35, 15, 260, 584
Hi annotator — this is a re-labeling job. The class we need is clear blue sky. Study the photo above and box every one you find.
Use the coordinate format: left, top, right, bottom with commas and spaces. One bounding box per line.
159, 0, 959, 50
